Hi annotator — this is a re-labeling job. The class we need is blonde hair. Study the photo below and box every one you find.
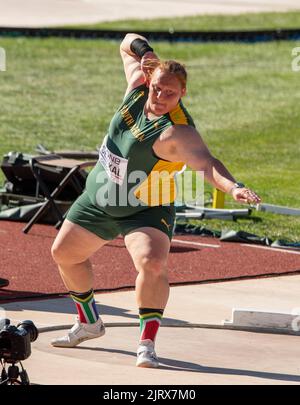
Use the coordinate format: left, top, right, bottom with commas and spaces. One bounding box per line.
143, 59, 187, 88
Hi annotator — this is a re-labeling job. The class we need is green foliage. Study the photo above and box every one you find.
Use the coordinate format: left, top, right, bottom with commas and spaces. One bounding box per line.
67, 11, 300, 31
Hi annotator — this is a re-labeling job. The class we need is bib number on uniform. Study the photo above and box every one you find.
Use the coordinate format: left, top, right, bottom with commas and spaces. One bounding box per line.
99, 137, 128, 186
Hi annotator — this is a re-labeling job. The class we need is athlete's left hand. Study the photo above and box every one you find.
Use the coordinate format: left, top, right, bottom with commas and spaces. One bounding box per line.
231, 187, 262, 205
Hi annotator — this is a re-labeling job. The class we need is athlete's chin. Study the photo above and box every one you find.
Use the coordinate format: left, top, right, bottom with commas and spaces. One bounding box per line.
152, 104, 167, 115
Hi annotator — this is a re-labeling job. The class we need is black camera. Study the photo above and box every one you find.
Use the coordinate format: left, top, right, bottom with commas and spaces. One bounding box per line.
0, 319, 39, 363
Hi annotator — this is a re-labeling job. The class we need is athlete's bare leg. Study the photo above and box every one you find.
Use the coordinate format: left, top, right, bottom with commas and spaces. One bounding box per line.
51, 219, 108, 292
124, 227, 170, 309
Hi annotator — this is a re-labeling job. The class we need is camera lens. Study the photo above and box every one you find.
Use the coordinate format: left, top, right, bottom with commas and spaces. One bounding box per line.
0, 318, 10, 330
17, 320, 39, 342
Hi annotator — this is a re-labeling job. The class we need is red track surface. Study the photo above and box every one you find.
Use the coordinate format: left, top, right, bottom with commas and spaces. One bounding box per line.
0, 220, 300, 301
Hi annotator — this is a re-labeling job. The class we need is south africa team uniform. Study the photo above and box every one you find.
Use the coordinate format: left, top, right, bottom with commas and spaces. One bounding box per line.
67, 83, 195, 240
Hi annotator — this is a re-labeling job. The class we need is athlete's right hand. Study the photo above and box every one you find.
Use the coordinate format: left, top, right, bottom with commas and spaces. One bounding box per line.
141, 52, 159, 85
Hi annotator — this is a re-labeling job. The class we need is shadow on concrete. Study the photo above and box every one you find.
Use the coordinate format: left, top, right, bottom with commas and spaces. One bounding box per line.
75, 346, 300, 383
2, 300, 190, 325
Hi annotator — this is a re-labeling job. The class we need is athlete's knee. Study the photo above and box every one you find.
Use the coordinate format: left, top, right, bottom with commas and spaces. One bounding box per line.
51, 239, 84, 266
137, 255, 167, 276
51, 240, 67, 265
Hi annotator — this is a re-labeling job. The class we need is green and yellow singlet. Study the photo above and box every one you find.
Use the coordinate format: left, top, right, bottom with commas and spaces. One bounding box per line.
86, 83, 195, 217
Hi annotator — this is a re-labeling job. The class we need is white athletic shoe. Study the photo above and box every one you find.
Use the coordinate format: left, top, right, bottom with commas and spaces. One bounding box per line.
136, 339, 159, 368
51, 317, 105, 348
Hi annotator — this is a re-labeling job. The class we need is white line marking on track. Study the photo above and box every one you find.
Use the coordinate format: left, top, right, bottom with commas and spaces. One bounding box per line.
241, 244, 300, 255
172, 239, 220, 248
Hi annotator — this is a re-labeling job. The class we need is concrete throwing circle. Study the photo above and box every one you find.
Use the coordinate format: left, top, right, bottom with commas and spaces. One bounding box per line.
24, 326, 300, 385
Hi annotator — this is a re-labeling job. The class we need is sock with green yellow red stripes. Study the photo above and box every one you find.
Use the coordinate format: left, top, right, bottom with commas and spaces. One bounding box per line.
70, 289, 99, 324
139, 308, 164, 344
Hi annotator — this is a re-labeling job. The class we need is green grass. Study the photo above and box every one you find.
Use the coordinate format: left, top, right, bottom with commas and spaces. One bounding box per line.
0, 14, 300, 241
66, 11, 300, 31
179, 211, 300, 243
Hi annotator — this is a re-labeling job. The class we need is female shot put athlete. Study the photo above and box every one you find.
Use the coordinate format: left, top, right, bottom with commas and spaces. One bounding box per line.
51, 33, 261, 368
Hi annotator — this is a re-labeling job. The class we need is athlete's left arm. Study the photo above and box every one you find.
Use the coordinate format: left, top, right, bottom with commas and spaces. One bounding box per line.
153, 125, 261, 204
